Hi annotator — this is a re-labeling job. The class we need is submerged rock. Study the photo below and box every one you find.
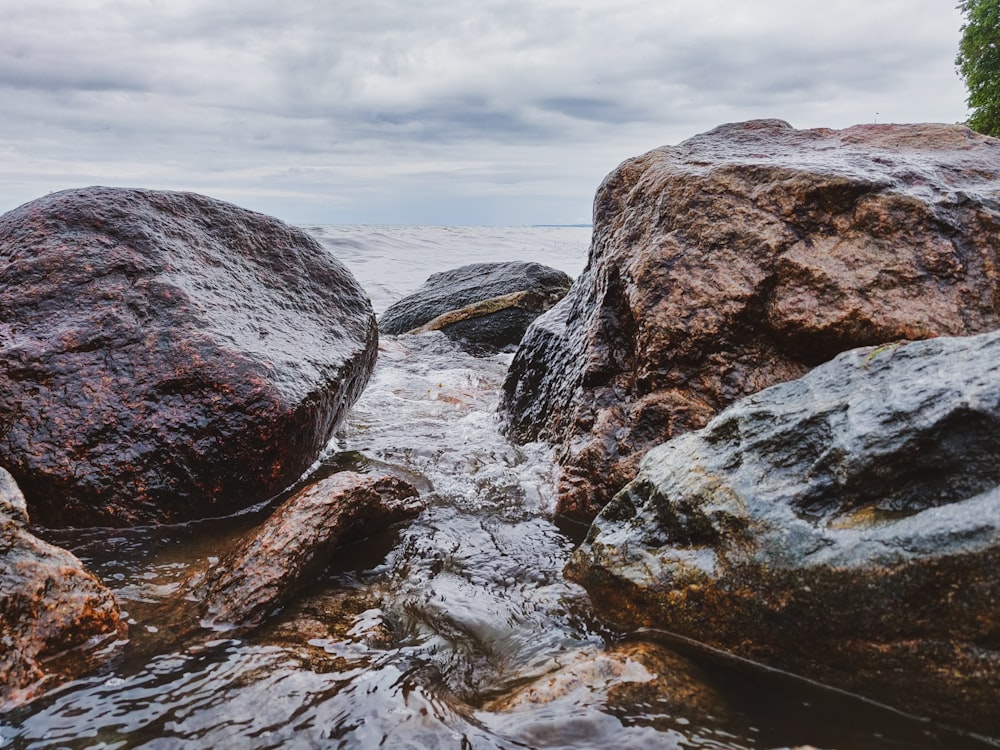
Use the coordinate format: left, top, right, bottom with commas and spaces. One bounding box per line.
0, 187, 377, 527
261, 586, 396, 665
0, 468, 125, 707
485, 642, 732, 734
500, 120, 1000, 515
199, 471, 423, 631
379, 262, 572, 353
566, 331, 1000, 737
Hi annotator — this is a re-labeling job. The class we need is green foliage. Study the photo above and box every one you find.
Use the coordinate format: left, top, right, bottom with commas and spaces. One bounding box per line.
956, 0, 1000, 137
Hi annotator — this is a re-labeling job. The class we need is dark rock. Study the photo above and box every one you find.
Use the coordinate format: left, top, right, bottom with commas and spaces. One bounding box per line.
379, 262, 572, 353
565, 331, 1000, 737
0, 187, 377, 527
199, 471, 423, 631
0, 468, 125, 707
500, 120, 1000, 515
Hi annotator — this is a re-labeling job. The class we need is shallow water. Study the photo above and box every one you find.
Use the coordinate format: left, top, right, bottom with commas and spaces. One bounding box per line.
2, 226, 994, 749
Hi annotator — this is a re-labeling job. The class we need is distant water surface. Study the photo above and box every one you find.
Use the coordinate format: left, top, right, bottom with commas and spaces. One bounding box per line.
304, 224, 592, 314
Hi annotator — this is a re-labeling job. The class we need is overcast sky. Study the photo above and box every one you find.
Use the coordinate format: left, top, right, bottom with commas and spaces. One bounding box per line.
0, 0, 970, 226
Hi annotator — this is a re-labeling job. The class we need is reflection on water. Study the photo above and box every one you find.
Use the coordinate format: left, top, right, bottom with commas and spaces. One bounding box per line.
2, 227, 993, 749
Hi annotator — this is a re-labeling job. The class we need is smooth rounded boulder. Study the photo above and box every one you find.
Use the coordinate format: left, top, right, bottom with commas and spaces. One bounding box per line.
500, 120, 1000, 515
0, 187, 377, 527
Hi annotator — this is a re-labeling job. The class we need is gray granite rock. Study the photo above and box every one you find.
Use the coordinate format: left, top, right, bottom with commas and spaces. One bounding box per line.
567, 331, 1000, 738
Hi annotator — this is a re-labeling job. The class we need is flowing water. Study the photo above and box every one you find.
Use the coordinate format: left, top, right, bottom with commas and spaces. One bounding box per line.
1, 226, 993, 749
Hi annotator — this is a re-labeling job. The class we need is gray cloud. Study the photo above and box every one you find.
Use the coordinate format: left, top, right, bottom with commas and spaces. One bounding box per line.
0, 0, 969, 225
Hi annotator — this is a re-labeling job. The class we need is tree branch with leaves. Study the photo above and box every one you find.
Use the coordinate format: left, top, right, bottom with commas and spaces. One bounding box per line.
957, 0, 1000, 136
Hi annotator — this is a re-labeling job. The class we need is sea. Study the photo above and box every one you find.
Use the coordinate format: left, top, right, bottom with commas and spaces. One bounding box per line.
1, 225, 990, 750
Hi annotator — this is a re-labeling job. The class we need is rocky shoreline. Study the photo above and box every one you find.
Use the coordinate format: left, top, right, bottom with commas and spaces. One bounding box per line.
1, 121, 998, 742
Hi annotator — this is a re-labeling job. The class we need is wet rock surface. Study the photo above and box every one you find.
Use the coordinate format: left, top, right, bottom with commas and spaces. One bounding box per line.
198, 471, 423, 632
0, 468, 125, 707
566, 331, 1000, 737
500, 120, 1000, 515
379, 262, 572, 353
0, 187, 377, 527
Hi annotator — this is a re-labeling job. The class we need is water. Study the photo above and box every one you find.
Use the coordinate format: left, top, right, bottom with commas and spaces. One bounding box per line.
304, 225, 592, 316
2, 226, 993, 749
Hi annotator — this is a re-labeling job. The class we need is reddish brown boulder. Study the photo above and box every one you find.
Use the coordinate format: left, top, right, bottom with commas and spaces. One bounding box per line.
0, 187, 377, 527
500, 120, 1000, 515
199, 471, 423, 631
0, 468, 125, 707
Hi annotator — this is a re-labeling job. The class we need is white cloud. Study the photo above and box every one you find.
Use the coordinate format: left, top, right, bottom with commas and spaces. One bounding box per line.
0, 0, 969, 225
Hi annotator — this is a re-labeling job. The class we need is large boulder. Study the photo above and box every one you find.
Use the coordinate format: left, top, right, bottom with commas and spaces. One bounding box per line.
0, 187, 377, 527
565, 331, 1000, 737
500, 120, 1000, 515
0, 468, 125, 707
379, 262, 572, 353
